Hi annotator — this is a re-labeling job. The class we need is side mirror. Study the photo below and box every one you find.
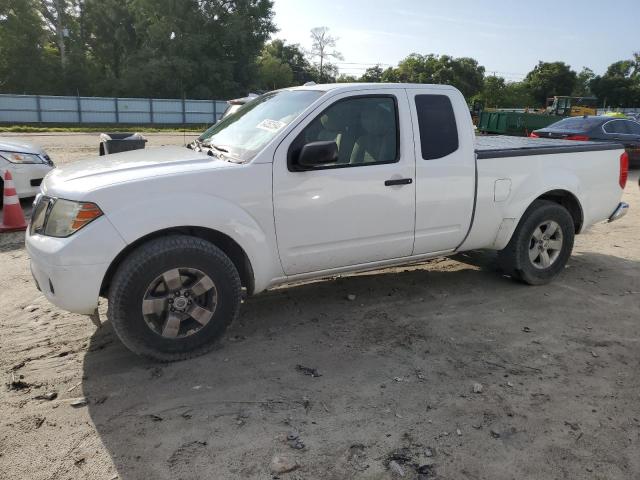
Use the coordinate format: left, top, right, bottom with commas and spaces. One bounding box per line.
297, 141, 338, 168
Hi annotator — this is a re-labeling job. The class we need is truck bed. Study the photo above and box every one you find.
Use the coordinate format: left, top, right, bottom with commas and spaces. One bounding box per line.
475, 135, 623, 159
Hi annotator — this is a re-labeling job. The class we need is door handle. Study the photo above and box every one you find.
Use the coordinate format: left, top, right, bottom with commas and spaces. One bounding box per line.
384, 178, 413, 186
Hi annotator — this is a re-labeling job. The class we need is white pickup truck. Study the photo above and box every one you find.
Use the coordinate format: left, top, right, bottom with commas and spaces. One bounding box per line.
26, 83, 629, 361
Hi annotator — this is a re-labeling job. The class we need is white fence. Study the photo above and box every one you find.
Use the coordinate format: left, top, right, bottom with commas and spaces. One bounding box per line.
0, 94, 228, 124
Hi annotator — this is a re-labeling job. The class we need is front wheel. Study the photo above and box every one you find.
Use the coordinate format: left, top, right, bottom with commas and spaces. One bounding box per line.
498, 200, 575, 285
108, 235, 242, 361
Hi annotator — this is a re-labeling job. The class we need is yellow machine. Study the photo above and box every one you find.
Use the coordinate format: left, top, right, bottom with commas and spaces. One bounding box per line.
603, 111, 627, 119
545, 96, 598, 117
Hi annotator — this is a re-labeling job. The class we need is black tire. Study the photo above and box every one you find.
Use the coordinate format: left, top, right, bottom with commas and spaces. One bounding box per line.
108, 235, 242, 361
498, 200, 575, 286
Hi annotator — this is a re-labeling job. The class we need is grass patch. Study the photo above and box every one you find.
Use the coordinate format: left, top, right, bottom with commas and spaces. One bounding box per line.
0, 124, 206, 134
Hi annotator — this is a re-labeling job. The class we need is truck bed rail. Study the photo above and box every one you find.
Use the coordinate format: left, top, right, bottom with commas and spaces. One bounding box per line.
475, 135, 623, 159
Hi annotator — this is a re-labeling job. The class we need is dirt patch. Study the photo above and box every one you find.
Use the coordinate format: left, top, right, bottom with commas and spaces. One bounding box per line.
0, 134, 639, 479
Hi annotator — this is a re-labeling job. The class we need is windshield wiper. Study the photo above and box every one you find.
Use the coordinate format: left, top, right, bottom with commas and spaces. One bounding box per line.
205, 147, 244, 164
187, 137, 203, 150
200, 141, 240, 162
208, 144, 228, 153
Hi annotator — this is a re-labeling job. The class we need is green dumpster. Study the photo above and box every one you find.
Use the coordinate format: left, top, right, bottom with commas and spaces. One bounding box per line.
478, 111, 563, 136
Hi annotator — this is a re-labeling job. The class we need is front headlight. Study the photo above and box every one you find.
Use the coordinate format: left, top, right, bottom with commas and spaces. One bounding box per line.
31, 197, 103, 237
0, 150, 46, 164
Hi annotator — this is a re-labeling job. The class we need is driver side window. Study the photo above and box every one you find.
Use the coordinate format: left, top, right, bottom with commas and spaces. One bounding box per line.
288, 96, 399, 170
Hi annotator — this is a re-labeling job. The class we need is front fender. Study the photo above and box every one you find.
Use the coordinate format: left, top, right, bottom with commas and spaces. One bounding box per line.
104, 191, 282, 293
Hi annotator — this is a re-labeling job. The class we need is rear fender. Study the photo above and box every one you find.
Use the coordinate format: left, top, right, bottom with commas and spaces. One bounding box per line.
492, 170, 582, 250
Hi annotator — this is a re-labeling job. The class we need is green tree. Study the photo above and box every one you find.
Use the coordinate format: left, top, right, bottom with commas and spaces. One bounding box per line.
336, 74, 357, 83
38, 0, 75, 69
381, 66, 399, 83
395, 53, 431, 83
0, 0, 58, 93
307, 62, 338, 83
261, 39, 313, 85
477, 76, 535, 108
89, 0, 276, 98
1, 0, 278, 98
604, 60, 634, 78
501, 81, 536, 108
481, 75, 506, 107
83, 0, 138, 91
256, 54, 293, 90
36, 0, 95, 94
590, 59, 640, 107
573, 67, 595, 97
392, 53, 485, 98
435, 55, 485, 99
360, 65, 383, 82
524, 61, 577, 105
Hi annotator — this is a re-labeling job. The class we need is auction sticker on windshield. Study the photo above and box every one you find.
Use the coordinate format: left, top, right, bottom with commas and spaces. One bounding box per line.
256, 119, 286, 132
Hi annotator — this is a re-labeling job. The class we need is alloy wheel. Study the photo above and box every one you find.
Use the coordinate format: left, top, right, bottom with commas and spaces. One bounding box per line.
141, 268, 218, 338
528, 220, 563, 269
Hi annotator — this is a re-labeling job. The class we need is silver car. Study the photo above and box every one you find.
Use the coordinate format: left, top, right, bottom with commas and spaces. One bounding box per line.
0, 138, 54, 207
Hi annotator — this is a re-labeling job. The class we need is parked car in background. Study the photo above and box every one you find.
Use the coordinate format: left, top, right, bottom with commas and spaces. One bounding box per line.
531, 116, 640, 166
0, 138, 54, 207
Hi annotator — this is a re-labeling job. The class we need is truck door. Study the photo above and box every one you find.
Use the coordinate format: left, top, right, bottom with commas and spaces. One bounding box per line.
272, 90, 416, 275
405, 89, 476, 254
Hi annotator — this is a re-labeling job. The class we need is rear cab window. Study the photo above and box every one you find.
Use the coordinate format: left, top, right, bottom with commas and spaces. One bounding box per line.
414, 95, 459, 160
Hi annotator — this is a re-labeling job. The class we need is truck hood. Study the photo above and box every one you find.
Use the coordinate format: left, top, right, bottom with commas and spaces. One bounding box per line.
44, 146, 238, 196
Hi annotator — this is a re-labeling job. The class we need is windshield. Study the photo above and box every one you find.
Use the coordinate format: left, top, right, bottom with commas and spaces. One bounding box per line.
198, 90, 324, 162
546, 117, 603, 132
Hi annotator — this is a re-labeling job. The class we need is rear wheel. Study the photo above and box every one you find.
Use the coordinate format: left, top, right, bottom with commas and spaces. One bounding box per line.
108, 235, 242, 361
498, 200, 575, 285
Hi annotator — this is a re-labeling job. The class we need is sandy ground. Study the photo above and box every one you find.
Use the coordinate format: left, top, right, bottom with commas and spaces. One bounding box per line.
0, 133, 639, 480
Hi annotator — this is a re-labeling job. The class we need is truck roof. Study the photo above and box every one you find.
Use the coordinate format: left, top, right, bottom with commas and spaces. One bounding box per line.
286, 82, 461, 93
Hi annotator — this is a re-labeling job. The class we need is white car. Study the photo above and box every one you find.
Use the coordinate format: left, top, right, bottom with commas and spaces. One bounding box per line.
0, 138, 54, 207
25, 83, 629, 361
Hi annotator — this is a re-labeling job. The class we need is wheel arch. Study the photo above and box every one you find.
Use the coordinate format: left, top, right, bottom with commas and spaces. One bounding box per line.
535, 189, 584, 233
494, 188, 584, 251
100, 226, 255, 298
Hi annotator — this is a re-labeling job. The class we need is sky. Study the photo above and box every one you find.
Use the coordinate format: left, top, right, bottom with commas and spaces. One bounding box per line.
272, 0, 639, 80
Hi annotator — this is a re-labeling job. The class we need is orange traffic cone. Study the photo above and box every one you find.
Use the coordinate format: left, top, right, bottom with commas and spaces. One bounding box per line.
1, 170, 28, 233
